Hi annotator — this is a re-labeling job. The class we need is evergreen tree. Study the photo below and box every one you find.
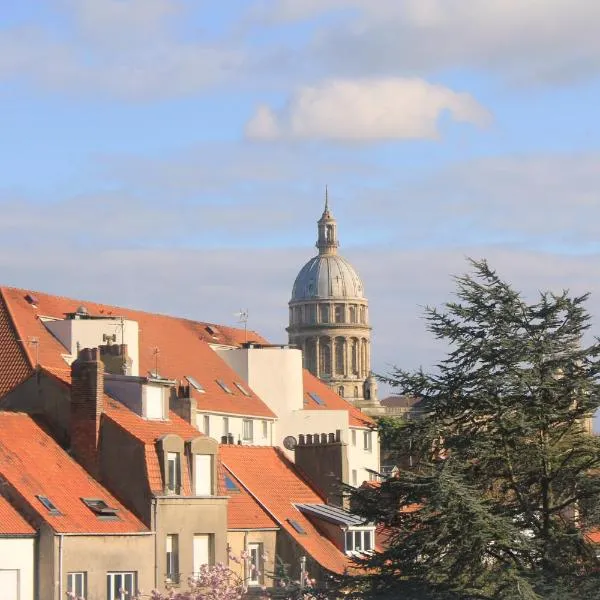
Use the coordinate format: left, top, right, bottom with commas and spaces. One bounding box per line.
345, 260, 600, 599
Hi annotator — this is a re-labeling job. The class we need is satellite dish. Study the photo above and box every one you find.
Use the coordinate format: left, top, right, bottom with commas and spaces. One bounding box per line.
283, 436, 298, 451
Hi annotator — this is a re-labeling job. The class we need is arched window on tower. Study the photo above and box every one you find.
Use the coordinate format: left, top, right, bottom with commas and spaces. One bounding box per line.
351, 338, 359, 375
338, 386, 345, 397
320, 304, 330, 323
335, 304, 345, 323
305, 339, 317, 375
354, 386, 359, 398
360, 306, 366, 324
326, 224, 334, 242
335, 337, 345, 375
349, 305, 357, 323
320, 338, 332, 376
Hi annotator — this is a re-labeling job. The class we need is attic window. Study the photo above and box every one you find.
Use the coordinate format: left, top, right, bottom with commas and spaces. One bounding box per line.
186, 375, 205, 393
287, 519, 307, 535
234, 382, 251, 397
216, 379, 233, 394
224, 475, 240, 492
205, 325, 219, 337
25, 293, 39, 306
307, 392, 326, 406
82, 498, 119, 519
36, 495, 61, 515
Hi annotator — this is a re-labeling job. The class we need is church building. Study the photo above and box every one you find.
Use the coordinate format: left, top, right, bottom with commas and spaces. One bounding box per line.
287, 192, 383, 415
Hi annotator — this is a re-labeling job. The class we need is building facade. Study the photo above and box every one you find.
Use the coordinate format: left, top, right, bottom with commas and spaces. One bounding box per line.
287, 193, 382, 414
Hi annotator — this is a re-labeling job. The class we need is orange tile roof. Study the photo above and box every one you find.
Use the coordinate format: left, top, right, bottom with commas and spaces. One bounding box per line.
218, 462, 277, 530
40, 366, 198, 496
0, 286, 275, 418
0, 495, 35, 535
0, 292, 33, 398
221, 445, 352, 575
302, 370, 374, 428
0, 412, 148, 534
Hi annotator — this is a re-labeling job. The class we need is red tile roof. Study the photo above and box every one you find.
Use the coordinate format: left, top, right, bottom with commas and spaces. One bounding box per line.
218, 462, 277, 530
0, 292, 33, 398
302, 371, 374, 428
221, 445, 352, 575
40, 365, 199, 495
0, 495, 35, 535
0, 287, 275, 418
0, 412, 148, 534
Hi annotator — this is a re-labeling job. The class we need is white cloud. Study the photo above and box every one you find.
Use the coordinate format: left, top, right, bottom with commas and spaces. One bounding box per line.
245, 78, 490, 141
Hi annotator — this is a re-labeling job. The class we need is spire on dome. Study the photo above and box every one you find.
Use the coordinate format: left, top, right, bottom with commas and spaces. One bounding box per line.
316, 187, 338, 255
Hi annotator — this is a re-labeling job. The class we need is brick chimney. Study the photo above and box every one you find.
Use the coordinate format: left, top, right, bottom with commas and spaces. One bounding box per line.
71, 347, 104, 477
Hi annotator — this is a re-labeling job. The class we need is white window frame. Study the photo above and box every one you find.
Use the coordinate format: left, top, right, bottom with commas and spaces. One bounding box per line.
363, 430, 372, 452
351, 469, 358, 486
194, 454, 213, 496
247, 542, 264, 586
68, 571, 87, 598
193, 534, 214, 575
242, 419, 253, 442
106, 572, 136, 600
203, 415, 210, 437
222, 416, 229, 436
262, 420, 268, 439
166, 452, 180, 494
344, 528, 375, 554
166, 534, 179, 584
351, 430, 356, 446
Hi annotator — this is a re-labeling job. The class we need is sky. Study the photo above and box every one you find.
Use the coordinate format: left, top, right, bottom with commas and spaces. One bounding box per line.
2, 0, 600, 398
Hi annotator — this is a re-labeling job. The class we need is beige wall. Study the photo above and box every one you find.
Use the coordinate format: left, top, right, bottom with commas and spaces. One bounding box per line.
227, 530, 277, 589
38, 525, 154, 600
154, 496, 228, 591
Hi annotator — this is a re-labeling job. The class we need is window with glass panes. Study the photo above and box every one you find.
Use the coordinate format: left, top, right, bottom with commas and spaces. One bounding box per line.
242, 419, 253, 442
106, 572, 136, 600
344, 529, 374, 553
68, 572, 86, 598
166, 534, 179, 583
167, 452, 180, 493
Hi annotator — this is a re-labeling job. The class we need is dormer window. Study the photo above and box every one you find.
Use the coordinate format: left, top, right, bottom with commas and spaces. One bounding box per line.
345, 528, 374, 554
167, 452, 181, 494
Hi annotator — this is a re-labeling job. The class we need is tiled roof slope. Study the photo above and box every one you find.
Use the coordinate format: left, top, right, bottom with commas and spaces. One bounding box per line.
0, 291, 33, 397
0, 495, 36, 535
41, 365, 199, 495
0, 412, 148, 534
302, 370, 374, 428
0, 286, 275, 418
218, 462, 277, 530
221, 445, 351, 575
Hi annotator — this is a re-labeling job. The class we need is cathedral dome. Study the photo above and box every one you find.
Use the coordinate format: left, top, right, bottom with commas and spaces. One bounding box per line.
291, 254, 365, 301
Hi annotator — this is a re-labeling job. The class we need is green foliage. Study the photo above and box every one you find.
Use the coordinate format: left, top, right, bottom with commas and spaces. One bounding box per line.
345, 260, 600, 599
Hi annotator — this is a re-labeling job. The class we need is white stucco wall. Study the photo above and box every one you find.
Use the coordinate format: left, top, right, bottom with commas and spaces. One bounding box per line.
0, 537, 35, 600
195, 412, 274, 446
43, 317, 140, 375
347, 427, 380, 486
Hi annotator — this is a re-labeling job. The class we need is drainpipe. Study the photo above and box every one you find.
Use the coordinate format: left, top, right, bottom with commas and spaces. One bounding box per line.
152, 498, 159, 590
243, 531, 248, 586
58, 534, 64, 600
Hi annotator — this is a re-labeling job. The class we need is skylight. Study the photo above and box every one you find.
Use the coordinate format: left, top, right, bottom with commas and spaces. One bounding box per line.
82, 498, 119, 519
185, 375, 205, 393
287, 518, 307, 535
216, 379, 233, 394
36, 495, 61, 515
307, 392, 326, 406
234, 382, 251, 397
224, 475, 240, 492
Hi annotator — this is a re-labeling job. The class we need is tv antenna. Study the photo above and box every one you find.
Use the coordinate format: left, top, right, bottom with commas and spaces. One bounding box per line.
234, 309, 249, 342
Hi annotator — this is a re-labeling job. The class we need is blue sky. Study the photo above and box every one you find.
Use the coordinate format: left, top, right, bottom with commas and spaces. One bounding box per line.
2, 0, 600, 396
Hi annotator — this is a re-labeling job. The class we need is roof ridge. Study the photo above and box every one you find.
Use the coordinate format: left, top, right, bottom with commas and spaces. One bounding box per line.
2, 285, 255, 339
0, 287, 35, 370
